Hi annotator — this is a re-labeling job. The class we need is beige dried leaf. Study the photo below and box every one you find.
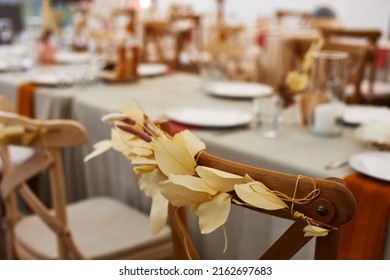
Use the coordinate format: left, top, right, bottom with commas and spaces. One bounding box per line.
173, 130, 205, 156
303, 225, 329, 237
159, 179, 210, 207
154, 137, 196, 176
138, 169, 169, 234
121, 103, 145, 125
168, 174, 218, 195
149, 192, 169, 234
84, 140, 112, 162
196, 166, 246, 192
235, 182, 288, 210
134, 165, 157, 174
198, 193, 232, 234
138, 168, 167, 197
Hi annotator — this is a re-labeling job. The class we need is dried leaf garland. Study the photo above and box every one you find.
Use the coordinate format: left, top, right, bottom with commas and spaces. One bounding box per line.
84, 103, 335, 238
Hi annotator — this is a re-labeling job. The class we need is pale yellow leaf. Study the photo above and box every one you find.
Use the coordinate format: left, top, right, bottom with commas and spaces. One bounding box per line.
159, 180, 210, 207
131, 157, 157, 165
198, 193, 232, 234
235, 182, 288, 210
196, 166, 246, 192
154, 137, 196, 176
149, 192, 169, 234
84, 140, 112, 162
130, 146, 154, 157
121, 103, 145, 125
134, 165, 157, 174
173, 130, 205, 156
111, 128, 133, 155
303, 225, 329, 237
169, 174, 218, 195
138, 169, 167, 197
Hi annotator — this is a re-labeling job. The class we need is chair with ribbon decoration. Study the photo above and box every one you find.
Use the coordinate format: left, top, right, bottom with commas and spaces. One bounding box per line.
319, 27, 390, 106
85, 105, 357, 260
168, 153, 356, 260
0, 112, 173, 259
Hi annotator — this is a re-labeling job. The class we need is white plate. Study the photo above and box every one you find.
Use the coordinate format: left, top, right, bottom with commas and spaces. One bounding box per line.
205, 81, 273, 99
138, 63, 168, 77
165, 106, 252, 128
54, 52, 92, 64
349, 152, 390, 182
342, 105, 390, 125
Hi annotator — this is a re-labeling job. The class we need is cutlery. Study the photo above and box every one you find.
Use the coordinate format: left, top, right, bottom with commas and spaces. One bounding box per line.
324, 159, 349, 170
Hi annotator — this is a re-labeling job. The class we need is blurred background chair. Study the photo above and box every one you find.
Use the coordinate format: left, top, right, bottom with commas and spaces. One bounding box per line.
319, 27, 390, 106
0, 112, 172, 259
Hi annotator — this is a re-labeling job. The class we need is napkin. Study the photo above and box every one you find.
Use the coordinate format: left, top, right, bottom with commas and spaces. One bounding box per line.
168, 120, 194, 135
17, 82, 36, 117
339, 172, 390, 259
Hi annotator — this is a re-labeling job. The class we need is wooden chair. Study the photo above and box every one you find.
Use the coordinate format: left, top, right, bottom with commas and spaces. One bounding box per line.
275, 10, 311, 26
319, 27, 390, 106
0, 112, 173, 259
168, 152, 356, 260
141, 15, 201, 71
288, 36, 375, 104
203, 42, 262, 82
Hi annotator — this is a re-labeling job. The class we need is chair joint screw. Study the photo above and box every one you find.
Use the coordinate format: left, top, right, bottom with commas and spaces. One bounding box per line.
317, 205, 328, 216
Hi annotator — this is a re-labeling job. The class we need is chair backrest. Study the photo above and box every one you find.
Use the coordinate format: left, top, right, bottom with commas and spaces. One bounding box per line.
288, 36, 375, 104
319, 27, 382, 101
168, 152, 356, 260
0, 111, 88, 259
141, 13, 201, 70
275, 9, 311, 26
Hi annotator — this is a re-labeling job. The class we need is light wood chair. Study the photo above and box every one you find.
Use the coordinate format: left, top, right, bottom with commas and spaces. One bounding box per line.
141, 15, 201, 71
319, 27, 390, 106
168, 152, 356, 260
275, 9, 311, 26
0, 112, 173, 259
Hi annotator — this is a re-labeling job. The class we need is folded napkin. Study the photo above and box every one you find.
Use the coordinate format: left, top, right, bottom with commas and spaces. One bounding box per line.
168, 121, 194, 135
339, 172, 390, 259
17, 82, 36, 117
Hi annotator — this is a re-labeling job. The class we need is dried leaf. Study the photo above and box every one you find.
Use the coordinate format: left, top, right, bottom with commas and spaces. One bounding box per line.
134, 165, 157, 174
168, 174, 218, 195
198, 193, 232, 234
138, 169, 167, 197
131, 157, 157, 165
196, 166, 246, 192
84, 140, 112, 162
303, 225, 329, 237
235, 182, 288, 210
159, 179, 210, 207
173, 130, 205, 156
149, 192, 169, 234
121, 103, 145, 125
154, 137, 196, 176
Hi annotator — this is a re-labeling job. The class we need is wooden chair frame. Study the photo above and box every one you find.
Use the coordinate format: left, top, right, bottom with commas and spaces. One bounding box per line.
169, 152, 356, 260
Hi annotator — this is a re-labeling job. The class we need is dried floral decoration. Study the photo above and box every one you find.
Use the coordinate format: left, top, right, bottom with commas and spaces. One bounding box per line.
85, 104, 336, 237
